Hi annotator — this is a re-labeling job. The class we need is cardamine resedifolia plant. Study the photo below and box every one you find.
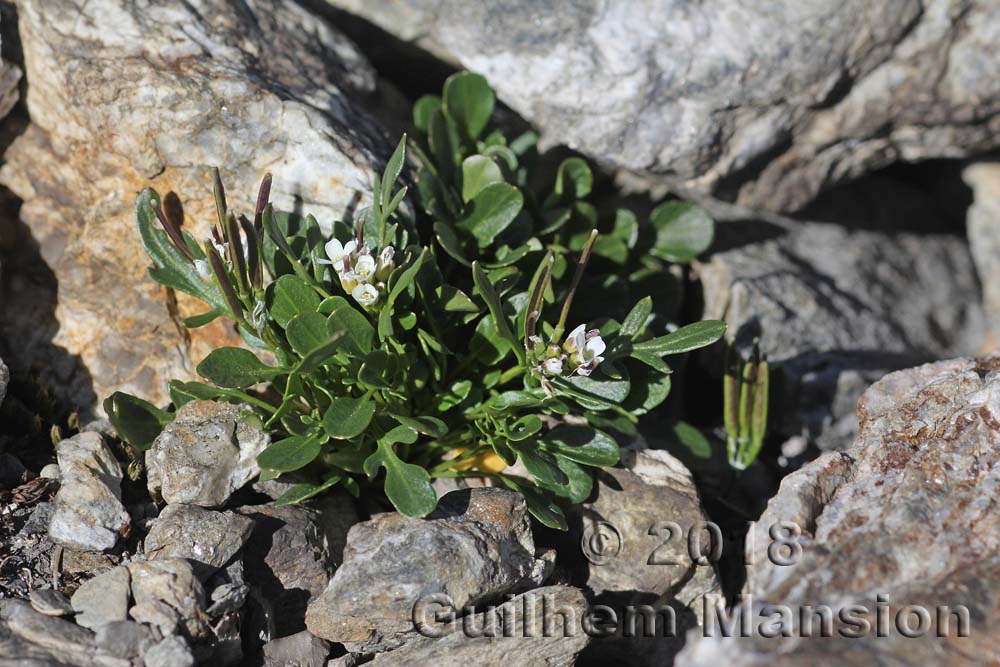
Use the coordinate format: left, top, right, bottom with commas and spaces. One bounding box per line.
104, 71, 725, 528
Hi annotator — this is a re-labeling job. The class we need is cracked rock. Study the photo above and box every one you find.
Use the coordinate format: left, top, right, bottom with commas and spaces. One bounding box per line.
144, 504, 255, 577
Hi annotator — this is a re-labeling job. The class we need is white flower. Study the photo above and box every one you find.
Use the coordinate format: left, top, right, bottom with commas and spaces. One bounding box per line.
563, 324, 587, 355
250, 300, 266, 332
562, 324, 605, 375
323, 238, 352, 269
193, 259, 213, 282
354, 254, 377, 281
352, 282, 380, 308
210, 238, 229, 259
541, 357, 564, 376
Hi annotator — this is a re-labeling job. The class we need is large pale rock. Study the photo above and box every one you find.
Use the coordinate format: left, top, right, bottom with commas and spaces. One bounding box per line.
572, 449, 720, 665
47, 432, 131, 552
371, 586, 590, 667
70, 565, 132, 630
697, 220, 986, 450
127, 559, 210, 641
305, 488, 551, 654
0, 0, 394, 411
678, 358, 1000, 666
146, 400, 269, 507
144, 504, 255, 576
327, 0, 1000, 211
965, 162, 1000, 333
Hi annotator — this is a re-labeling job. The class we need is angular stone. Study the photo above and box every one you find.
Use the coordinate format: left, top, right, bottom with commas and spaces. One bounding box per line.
696, 220, 986, 450
306, 488, 550, 653
146, 400, 269, 508
326, 0, 1000, 212
70, 565, 131, 630
28, 589, 73, 617
47, 432, 130, 552
370, 586, 590, 667
0, 0, 395, 412
678, 358, 1000, 665
0, 599, 130, 667
94, 620, 158, 661
261, 630, 330, 667
127, 559, 209, 640
144, 504, 255, 577
144, 636, 195, 667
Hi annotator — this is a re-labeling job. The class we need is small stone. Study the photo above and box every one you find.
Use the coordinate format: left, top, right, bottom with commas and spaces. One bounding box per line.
146, 401, 269, 508
47, 432, 130, 552
1, 599, 130, 667
261, 630, 330, 667
70, 565, 131, 630
144, 504, 255, 578
39, 463, 61, 480
305, 488, 550, 653
129, 600, 181, 638
144, 635, 195, 667
28, 589, 72, 617
94, 620, 158, 659
127, 559, 209, 640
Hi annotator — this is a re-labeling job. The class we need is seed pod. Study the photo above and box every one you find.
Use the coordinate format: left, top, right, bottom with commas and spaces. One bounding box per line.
212, 167, 228, 227
207, 243, 243, 321
152, 203, 194, 260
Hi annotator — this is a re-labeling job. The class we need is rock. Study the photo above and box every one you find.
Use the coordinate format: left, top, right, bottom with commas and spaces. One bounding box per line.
129, 600, 181, 639
47, 432, 130, 552
696, 220, 986, 451
678, 358, 1000, 665
144, 504, 255, 577
146, 400, 269, 507
261, 631, 330, 667
0, 599, 131, 667
238, 496, 359, 637
370, 586, 590, 667
94, 620, 158, 661
0, 356, 8, 409
0, 0, 396, 412
327, 0, 1000, 212
70, 565, 132, 630
0, 453, 29, 488
28, 589, 73, 617
571, 449, 720, 666
205, 558, 249, 618
127, 559, 209, 641
965, 162, 1000, 332
39, 463, 61, 480
144, 636, 195, 667
306, 488, 550, 653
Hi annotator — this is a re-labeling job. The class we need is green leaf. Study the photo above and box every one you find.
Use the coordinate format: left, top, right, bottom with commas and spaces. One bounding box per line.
381, 134, 407, 214
318, 296, 350, 315
433, 222, 471, 266
538, 456, 593, 504
650, 201, 715, 263
511, 441, 568, 485
257, 434, 322, 473
507, 414, 543, 442
539, 426, 619, 467
442, 71, 495, 141
554, 373, 631, 410
413, 95, 442, 133
365, 438, 437, 517
359, 349, 392, 388
633, 320, 727, 357
183, 307, 224, 329
197, 348, 282, 389
104, 391, 173, 451
500, 479, 567, 531
389, 414, 448, 438
664, 420, 712, 460
620, 297, 652, 339
286, 312, 329, 356
378, 249, 427, 339
436, 284, 479, 312
630, 350, 671, 373
168, 380, 274, 412
273, 474, 344, 506
554, 157, 593, 200
327, 306, 374, 357
472, 261, 520, 360
461, 155, 503, 202
323, 396, 376, 439
268, 275, 321, 328
291, 331, 346, 375
458, 183, 523, 248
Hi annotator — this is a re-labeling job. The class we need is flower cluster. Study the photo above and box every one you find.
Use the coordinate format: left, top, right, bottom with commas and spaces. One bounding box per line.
537, 324, 606, 377
323, 238, 394, 308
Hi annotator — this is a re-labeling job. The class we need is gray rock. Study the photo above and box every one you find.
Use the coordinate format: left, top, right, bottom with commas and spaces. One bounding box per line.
327, 0, 1000, 212
39, 463, 61, 480
370, 586, 590, 667
678, 358, 1000, 666
0, 0, 395, 412
144, 636, 195, 667
262, 631, 330, 667
571, 449, 719, 666
94, 620, 158, 660
0, 599, 130, 667
238, 496, 358, 637
144, 504, 255, 577
47, 432, 131, 552
306, 488, 550, 653
28, 589, 73, 617
0, 356, 7, 409
965, 162, 1000, 332
70, 565, 132, 630
127, 559, 209, 641
129, 600, 181, 639
146, 401, 269, 508
696, 219, 986, 450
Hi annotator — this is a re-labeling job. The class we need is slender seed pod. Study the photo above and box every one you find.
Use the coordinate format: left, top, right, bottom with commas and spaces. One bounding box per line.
253, 173, 272, 240
226, 212, 247, 293
524, 251, 554, 352
240, 214, 261, 290
152, 204, 194, 260
207, 243, 243, 321
212, 167, 228, 227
